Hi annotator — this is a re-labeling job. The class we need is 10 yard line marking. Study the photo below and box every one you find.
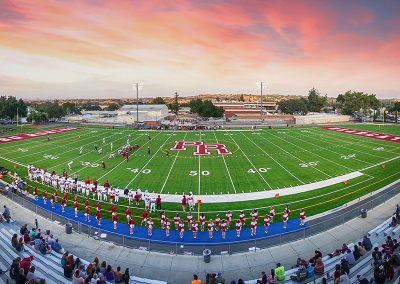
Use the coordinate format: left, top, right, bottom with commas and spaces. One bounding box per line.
125, 132, 174, 188
213, 130, 236, 193
241, 132, 305, 184
160, 131, 188, 193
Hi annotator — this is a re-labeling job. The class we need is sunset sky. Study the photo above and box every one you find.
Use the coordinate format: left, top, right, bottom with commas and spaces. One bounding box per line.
0, 0, 399, 99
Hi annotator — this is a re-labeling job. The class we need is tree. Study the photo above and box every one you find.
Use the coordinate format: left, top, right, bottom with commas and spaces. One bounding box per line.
104, 103, 120, 111
37, 102, 65, 119
81, 103, 102, 111
62, 102, 81, 115
27, 110, 48, 124
278, 98, 308, 115
307, 88, 327, 112
151, 97, 165, 104
239, 94, 245, 102
336, 91, 380, 116
188, 99, 224, 118
0, 96, 28, 119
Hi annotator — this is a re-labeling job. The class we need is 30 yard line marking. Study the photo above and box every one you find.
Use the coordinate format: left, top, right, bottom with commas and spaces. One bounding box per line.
160, 131, 188, 193
97, 132, 162, 182
240, 132, 305, 184
227, 130, 273, 189
212, 130, 236, 193
124, 132, 174, 188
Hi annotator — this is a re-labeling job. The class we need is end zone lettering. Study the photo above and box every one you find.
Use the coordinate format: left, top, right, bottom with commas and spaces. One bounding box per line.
170, 141, 232, 156
0, 127, 80, 145
322, 127, 400, 143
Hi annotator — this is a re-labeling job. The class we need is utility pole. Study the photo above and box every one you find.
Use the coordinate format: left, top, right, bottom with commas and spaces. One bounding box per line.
257, 82, 266, 120
174, 91, 179, 115
132, 83, 143, 128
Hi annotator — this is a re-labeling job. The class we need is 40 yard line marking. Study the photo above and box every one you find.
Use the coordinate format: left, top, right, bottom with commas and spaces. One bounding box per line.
160, 131, 188, 193
241, 132, 305, 185
227, 130, 272, 189
212, 130, 236, 193
124, 132, 174, 188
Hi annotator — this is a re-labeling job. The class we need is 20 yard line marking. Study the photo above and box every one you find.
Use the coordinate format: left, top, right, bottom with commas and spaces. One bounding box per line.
212, 130, 236, 193
160, 131, 188, 193
124, 132, 174, 188
241, 132, 305, 185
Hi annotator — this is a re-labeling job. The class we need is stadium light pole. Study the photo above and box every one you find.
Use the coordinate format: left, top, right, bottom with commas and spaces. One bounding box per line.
132, 83, 143, 128
256, 82, 266, 120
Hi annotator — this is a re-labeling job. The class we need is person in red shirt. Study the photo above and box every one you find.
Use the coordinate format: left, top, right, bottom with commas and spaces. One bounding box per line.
111, 204, 117, 216
101, 161, 106, 169
93, 178, 98, 189
43, 191, 48, 204
156, 195, 162, 211
128, 218, 135, 235
84, 199, 90, 209
96, 203, 101, 213
134, 191, 141, 206
61, 197, 66, 213
85, 205, 90, 222
63, 192, 68, 200
20, 256, 34, 275
125, 208, 132, 223
112, 214, 118, 230
85, 177, 90, 185
221, 220, 227, 239
181, 195, 187, 212
96, 210, 102, 225
141, 210, 149, 226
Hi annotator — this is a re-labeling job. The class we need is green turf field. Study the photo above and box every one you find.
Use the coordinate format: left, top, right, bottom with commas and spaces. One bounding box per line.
0, 123, 399, 226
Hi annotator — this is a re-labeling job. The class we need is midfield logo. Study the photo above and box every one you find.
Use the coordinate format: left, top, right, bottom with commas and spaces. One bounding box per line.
170, 141, 232, 156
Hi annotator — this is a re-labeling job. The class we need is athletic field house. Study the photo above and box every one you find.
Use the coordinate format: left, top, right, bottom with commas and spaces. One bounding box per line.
0, 123, 399, 249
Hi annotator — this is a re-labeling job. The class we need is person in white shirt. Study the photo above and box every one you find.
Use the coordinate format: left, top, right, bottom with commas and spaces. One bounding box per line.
150, 195, 156, 212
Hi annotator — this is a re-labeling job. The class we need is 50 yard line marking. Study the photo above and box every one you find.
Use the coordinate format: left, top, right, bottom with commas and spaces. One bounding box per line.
160, 131, 188, 193
212, 130, 236, 193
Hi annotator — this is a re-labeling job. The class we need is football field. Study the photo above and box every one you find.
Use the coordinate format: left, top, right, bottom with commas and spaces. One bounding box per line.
1, 124, 400, 221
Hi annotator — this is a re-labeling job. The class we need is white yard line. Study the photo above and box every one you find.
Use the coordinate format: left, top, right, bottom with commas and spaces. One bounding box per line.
124, 132, 174, 188
160, 131, 188, 193
240, 132, 305, 185
97, 132, 162, 182
227, 131, 273, 189
198, 131, 201, 195
0, 155, 27, 167
254, 132, 332, 178
212, 130, 237, 193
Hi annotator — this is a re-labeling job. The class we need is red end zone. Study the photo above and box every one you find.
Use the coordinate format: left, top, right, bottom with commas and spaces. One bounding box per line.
322, 126, 400, 143
0, 127, 80, 145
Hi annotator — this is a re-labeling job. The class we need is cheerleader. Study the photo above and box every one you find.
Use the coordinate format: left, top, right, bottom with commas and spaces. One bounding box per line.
283, 212, 288, 229
235, 219, 242, 237
285, 204, 290, 215
251, 209, 258, 221
34, 187, 38, 200
147, 217, 154, 236
160, 211, 166, 229
226, 211, 232, 228
250, 217, 257, 236
208, 219, 214, 239
43, 190, 48, 204
84, 199, 89, 210
239, 210, 245, 226
91, 185, 97, 199
221, 220, 227, 239
85, 205, 90, 222
187, 212, 193, 227
96, 202, 101, 213
61, 197, 66, 213
129, 218, 135, 235
188, 192, 195, 211
215, 214, 221, 231
299, 208, 306, 226
126, 208, 132, 223
73, 196, 78, 207
112, 214, 118, 230
111, 204, 117, 217
269, 206, 275, 223
179, 219, 185, 239
174, 213, 180, 230
165, 218, 171, 237
264, 214, 270, 234
50, 193, 55, 208
191, 221, 198, 239
74, 201, 79, 218
199, 213, 206, 231
96, 210, 102, 225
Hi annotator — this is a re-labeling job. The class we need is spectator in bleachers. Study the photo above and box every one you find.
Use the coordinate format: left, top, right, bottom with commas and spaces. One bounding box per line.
362, 235, 373, 251
275, 263, 285, 281
123, 268, 130, 284
61, 251, 69, 268
77, 264, 86, 279
29, 227, 36, 239
26, 266, 37, 282
353, 245, 361, 261
383, 259, 394, 280
390, 215, 397, 227
333, 264, 341, 282
192, 274, 202, 284
10, 256, 21, 280
372, 247, 383, 267
306, 263, 314, 278
86, 263, 94, 279
20, 256, 34, 275
12, 233, 18, 247
256, 271, 267, 284
237, 279, 244, 284
290, 264, 306, 282
267, 269, 276, 284
340, 259, 350, 275
114, 266, 124, 283
16, 236, 24, 252
20, 223, 28, 235
24, 231, 32, 245
16, 267, 28, 284
373, 266, 386, 284
357, 242, 367, 256
344, 249, 355, 265
356, 275, 369, 284
99, 260, 107, 275
215, 272, 225, 284
314, 258, 325, 276
104, 264, 115, 282
2, 204, 11, 223
338, 270, 350, 284
72, 269, 84, 284
90, 273, 99, 284
309, 250, 322, 263
294, 257, 308, 268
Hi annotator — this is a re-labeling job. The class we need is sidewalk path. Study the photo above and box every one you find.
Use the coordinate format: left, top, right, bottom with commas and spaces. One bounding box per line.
0, 192, 399, 284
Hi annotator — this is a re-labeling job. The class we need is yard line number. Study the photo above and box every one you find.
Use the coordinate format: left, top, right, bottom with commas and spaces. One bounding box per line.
43, 154, 59, 160
189, 170, 209, 176
299, 161, 319, 168
127, 168, 151, 174
248, 168, 271, 173
341, 154, 356, 160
